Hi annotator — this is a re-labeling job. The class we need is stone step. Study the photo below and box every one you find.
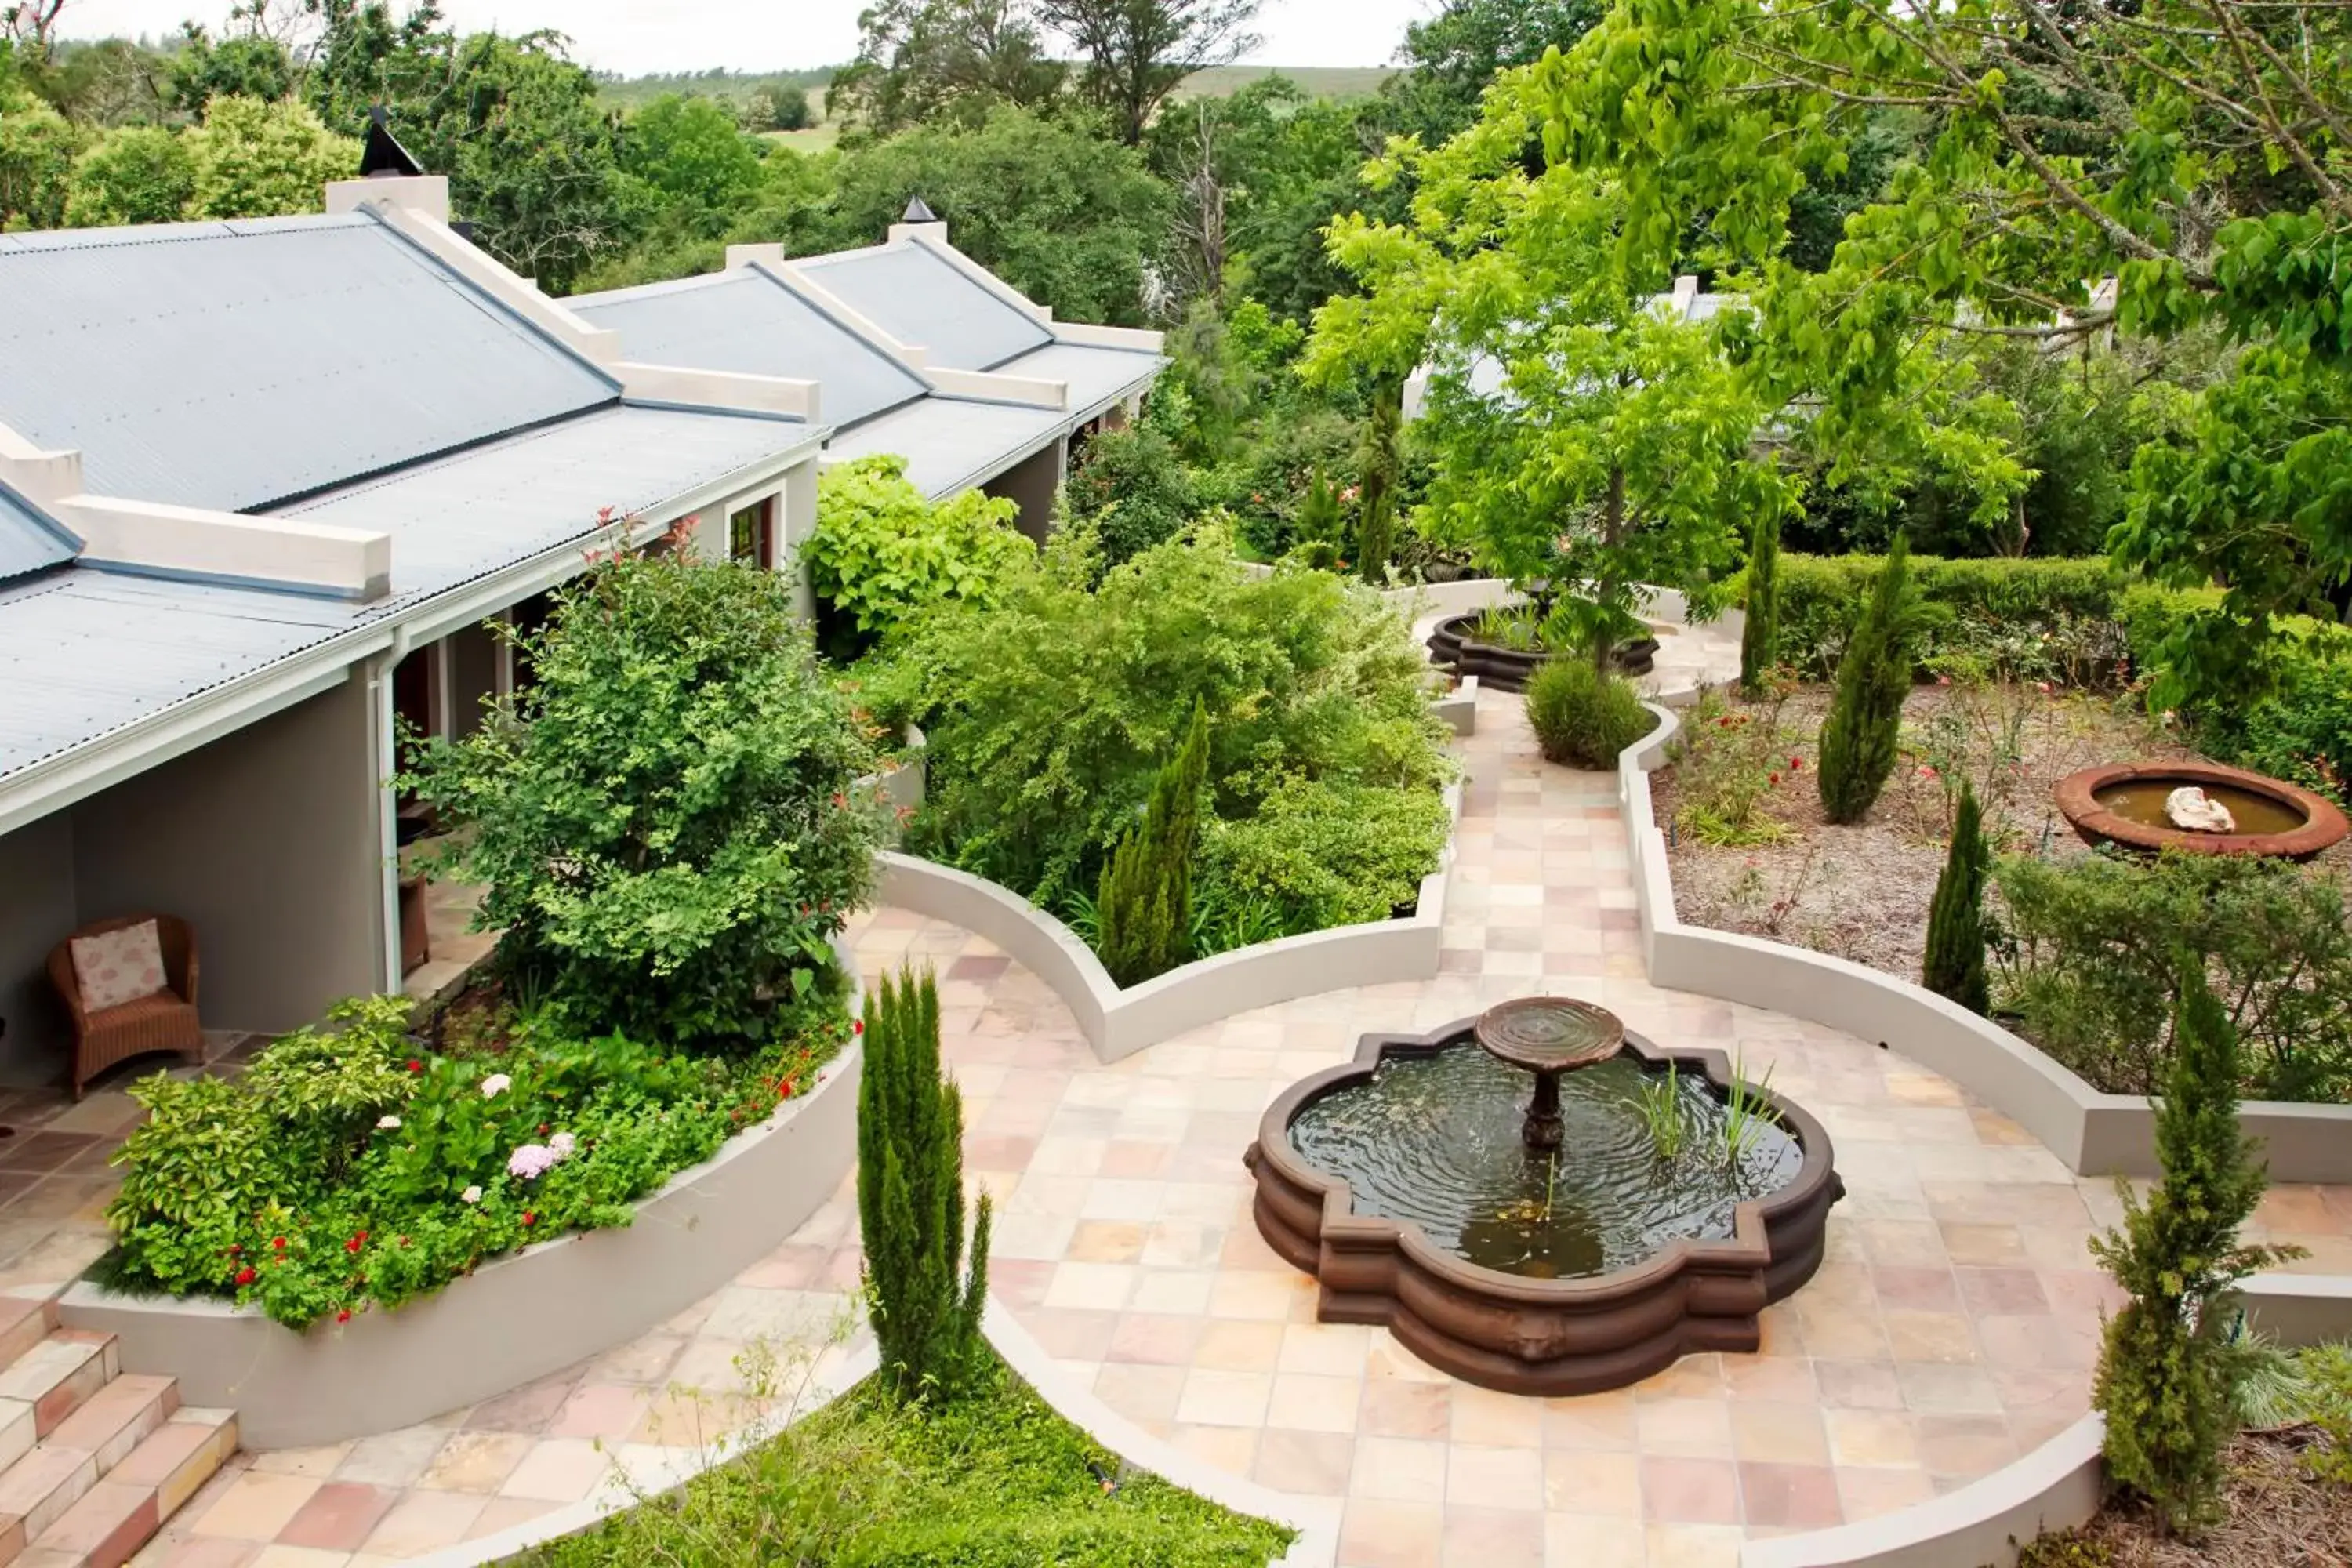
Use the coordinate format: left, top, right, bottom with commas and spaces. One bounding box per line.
42, 1380, 174, 1481
0, 1304, 57, 1379
20, 1410, 237, 1568
0, 1338, 114, 1443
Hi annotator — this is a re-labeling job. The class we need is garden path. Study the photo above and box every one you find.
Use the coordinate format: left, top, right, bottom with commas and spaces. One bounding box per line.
129, 691, 2352, 1568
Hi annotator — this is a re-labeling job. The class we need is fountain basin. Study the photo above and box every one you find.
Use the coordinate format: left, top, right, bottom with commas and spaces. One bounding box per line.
2054, 760, 2347, 862
1425, 612, 1658, 691
1243, 1019, 1843, 1396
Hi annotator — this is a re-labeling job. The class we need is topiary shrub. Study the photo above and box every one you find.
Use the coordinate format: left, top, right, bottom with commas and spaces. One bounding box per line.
1816, 533, 1918, 823
858, 965, 991, 1403
1098, 702, 1209, 985
1921, 779, 1990, 1013
2090, 963, 2298, 1534
1526, 658, 1654, 769
806, 455, 1029, 655
1740, 509, 1781, 698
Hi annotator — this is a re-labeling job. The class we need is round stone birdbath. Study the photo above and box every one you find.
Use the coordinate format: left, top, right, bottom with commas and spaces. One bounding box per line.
1474, 996, 1625, 1152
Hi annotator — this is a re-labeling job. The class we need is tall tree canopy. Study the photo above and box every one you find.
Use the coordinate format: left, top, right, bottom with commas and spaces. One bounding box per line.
1033, 0, 1263, 144
832, 0, 1065, 138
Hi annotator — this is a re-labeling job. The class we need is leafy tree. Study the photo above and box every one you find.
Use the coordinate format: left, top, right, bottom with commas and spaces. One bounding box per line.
1739, 507, 1780, 697
1922, 779, 1989, 1014
1032, 0, 1263, 145
64, 124, 196, 226
1530, 0, 2352, 703
183, 95, 357, 220
404, 535, 882, 1051
2091, 964, 2297, 1534
0, 50, 79, 227
857, 965, 992, 1403
1098, 701, 1208, 985
1305, 71, 1790, 671
806, 454, 1029, 652
1815, 532, 1915, 824
167, 24, 296, 115
1385, 0, 1603, 145
1065, 423, 1199, 568
619, 93, 765, 221
829, 105, 1167, 324
742, 83, 813, 132
832, 0, 1065, 140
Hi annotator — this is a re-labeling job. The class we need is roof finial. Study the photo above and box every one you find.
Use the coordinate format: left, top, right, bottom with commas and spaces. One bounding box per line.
359, 107, 426, 180
902, 195, 939, 224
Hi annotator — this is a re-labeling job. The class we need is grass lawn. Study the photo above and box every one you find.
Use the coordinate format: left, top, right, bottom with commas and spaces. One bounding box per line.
519, 1352, 1290, 1566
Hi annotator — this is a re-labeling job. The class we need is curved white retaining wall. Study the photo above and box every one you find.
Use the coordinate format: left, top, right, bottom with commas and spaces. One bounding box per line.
878, 775, 1465, 1065
1617, 706, 2352, 1184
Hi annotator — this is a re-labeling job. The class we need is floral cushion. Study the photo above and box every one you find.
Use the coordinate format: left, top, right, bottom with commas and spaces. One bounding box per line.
70, 921, 169, 1014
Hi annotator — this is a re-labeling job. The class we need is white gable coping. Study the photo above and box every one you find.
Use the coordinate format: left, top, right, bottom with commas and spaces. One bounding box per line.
613, 362, 822, 422
1052, 320, 1167, 353
361, 198, 623, 368
325, 174, 450, 224
0, 419, 84, 512
924, 366, 1065, 408
63, 494, 391, 601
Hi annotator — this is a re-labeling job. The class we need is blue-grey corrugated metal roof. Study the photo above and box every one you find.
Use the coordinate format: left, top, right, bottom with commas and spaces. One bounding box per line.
0, 486, 77, 586
0, 212, 618, 514
824, 397, 1065, 500
993, 342, 1163, 419
278, 403, 812, 605
0, 405, 814, 782
572, 270, 928, 430
796, 242, 1052, 371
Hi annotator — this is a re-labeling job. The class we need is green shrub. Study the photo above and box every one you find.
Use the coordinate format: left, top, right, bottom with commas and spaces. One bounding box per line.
1202, 775, 1454, 935
524, 1353, 1291, 1568
1779, 552, 2146, 684
1922, 780, 1991, 1013
1098, 703, 1209, 985
858, 967, 990, 1402
2091, 964, 2296, 1534
405, 540, 880, 1050
1065, 423, 1198, 568
1526, 658, 1654, 768
2292, 1343, 2352, 1483
805, 455, 1029, 651
105, 999, 848, 1328
1994, 852, 2352, 1102
2196, 646, 2352, 805
1740, 510, 1782, 698
1817, 534, 1918, 823
880, 523, 1450, 907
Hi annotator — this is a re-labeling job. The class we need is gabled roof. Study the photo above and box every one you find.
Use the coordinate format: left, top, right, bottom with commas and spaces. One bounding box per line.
993, 341, 1163, 419
824, 397, 1065, 500
0, 486, 76, 587
571, 269, 928, 429
0, 212, 617, 514
795, 241, 1053, 371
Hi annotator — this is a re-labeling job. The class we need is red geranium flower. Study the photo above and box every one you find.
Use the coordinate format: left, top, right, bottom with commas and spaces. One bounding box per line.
779, 1080, 796, 1101
521, 1212, 538, 1228
336, 1309, 353, 1323
272, 1236, 288, 1252
851, 1018, 864, 1036
227, 1244, 241, 1256
407, 1059, 423, 1073
1769, 771, 1781, 785
345, 1232, 368, 1254
234, 1266, 256, 1287
1789, 757, 1802, 771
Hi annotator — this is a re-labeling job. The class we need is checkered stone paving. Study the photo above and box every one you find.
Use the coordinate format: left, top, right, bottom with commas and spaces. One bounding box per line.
127, 691, 2352, 1568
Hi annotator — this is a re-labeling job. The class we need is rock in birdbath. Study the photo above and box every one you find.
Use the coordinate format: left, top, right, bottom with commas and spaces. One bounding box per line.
2165, 786, 2238, 833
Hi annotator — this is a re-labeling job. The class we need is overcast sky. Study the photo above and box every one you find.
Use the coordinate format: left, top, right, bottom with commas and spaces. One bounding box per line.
54, 0, 1436, 74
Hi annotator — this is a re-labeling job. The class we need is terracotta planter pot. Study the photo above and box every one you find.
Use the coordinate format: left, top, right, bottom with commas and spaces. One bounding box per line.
1243, 1020, 1843, 1396
2053, 760, 2348, 862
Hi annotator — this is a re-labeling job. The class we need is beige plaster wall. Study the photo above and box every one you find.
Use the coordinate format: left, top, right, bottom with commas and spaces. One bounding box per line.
982, 440, 1064, 544
69, 677, 386, 1036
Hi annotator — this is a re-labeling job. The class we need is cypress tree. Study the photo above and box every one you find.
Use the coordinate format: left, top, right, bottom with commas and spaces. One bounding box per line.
1356, 377, 1403, 586
2091, 962, 2294, 1533
856, 965, 991, 1402
1816, 532, 1916, 824
1922, 780, 1991, 1013
1739, 508, 1781, 698
1098, 701, 1210, 985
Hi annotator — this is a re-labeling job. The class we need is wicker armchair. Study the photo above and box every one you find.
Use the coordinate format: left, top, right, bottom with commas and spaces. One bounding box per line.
48, 913, 204, 1100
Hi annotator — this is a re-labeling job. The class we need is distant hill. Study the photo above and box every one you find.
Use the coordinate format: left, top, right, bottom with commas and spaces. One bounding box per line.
597, 64, 1389, 118
1172, 65, 1394, 100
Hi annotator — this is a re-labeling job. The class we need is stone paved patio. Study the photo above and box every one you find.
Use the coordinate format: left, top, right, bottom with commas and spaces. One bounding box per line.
122, 690, 2352, 1567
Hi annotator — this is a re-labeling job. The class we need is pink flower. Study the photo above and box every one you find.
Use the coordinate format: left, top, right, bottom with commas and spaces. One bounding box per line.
1935, 674, 1951, 687
507, 1143, 559, 1181
2034, 681, 2053, 695
1918, 764, 1937, 779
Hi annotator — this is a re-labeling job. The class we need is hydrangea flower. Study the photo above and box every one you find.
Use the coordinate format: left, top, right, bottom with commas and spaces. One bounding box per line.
507, 1143, 558, 1180
461, 1185, 482, 1204
376, 1115, 401, 1131
548, 1131, 576, 1160
480, 1073, 512, 1098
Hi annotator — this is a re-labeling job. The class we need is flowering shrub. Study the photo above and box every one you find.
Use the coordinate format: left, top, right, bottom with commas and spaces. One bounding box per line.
101, 997, 853, 1328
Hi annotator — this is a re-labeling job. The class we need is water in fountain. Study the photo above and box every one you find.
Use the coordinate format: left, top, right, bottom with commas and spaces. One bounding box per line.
1284, 1040, 1802, 1279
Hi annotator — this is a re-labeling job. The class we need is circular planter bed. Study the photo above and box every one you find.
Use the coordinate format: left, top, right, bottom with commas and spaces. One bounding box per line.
1425, 611, 1658, 691
2055, 759, 2350, 862
1243, 1018, 1843, 1396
